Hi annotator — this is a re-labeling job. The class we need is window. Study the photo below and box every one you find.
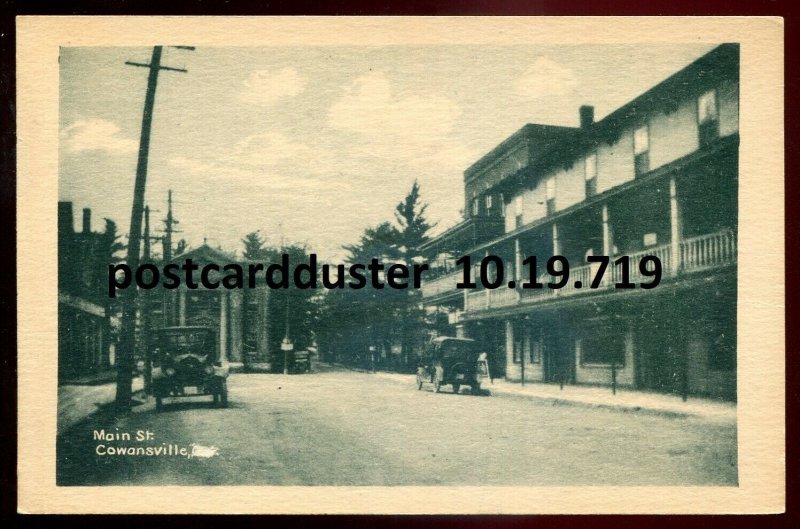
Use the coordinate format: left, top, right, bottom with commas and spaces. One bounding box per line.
511, 325, 542, 364
499, 193, 505, 217
530, 328, 542, 363
584, 153, 598, 197
512, 323, 531, 364
514, 195, 523, 228
472, 192, 479, 217
485, 194, 493, 212
545, 177, 556, 215
633, 125, 650, 177
697, 89, 719, 146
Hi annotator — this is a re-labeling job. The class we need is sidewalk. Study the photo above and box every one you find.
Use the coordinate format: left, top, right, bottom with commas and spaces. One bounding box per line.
369, 369, 737, 424
57, 376, 144, 435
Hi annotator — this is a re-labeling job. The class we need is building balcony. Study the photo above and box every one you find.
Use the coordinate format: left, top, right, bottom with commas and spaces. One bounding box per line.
463, 228, 736, 314
421, 269, 463, 301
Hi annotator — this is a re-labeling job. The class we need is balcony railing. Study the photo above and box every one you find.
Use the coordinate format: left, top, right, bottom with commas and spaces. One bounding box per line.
421, 269, 463, 299
680, 229, 737, 273
459, 228, 736, 313
465, 288, 520, 312
610, 243, 674, 286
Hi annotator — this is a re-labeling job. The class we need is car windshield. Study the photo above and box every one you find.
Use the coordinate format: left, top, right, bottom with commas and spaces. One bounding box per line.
160, 329, 213, 354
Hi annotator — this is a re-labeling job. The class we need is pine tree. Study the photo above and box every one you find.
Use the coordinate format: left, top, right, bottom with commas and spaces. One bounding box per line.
343, 222, 401, 264
394, 179, 435, 261
241, 231, 267, 260
103, 218, 126, 263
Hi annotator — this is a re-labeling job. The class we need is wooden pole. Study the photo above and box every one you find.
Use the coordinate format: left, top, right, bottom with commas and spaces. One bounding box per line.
115, 46, 192, 412
116, 46, 163, 412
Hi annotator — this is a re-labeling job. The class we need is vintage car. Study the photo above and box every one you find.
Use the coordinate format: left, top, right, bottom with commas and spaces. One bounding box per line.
151, 326, 229, 410
416, 337, 484, 395
287, 349, 312, 373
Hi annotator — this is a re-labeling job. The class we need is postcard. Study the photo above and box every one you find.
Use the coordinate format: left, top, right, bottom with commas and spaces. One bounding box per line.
17, 16, 784, 514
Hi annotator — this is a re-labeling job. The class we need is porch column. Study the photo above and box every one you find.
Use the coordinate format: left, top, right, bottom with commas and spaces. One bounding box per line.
219, 290, 228, 362
552, 223, 560, 296
669, 176, 681, 276
257, 287, 269, 358
484, 250, 490, 309
514, 238, 522, 282
602, 205, 612, 287
178, 288, 186, 326
552, 222, 560, 255
229, 290, 243, 363
505, 320, 514, 373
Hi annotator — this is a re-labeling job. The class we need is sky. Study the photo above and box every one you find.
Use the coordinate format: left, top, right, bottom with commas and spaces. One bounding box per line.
59, 43, 717, 262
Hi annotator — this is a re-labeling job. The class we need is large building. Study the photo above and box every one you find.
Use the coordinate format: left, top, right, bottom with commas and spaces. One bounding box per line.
58, 202, 114, 382
421, 44, 738, 400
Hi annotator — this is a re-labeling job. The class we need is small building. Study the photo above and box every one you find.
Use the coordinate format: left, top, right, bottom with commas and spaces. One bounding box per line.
153, 244, 273, 369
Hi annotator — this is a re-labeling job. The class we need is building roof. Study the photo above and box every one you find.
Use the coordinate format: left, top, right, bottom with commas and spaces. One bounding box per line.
464, 123, 580, 184
430, 43, 739, 251
170, 243, 237, 265
477, 43, 739, 197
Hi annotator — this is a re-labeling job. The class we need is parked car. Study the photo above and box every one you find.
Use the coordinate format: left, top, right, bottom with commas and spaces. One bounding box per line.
151, 326, 229, 410
416, 337, 484, 395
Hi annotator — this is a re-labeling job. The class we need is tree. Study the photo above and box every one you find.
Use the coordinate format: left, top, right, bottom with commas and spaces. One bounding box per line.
393, 181, 435, 368
241, 231, 266, 260
174, 238, 188, 256
394, 179, 435, 261
319, 182, 436, 372
103, 218, 126, 262
343, 222, 401, 264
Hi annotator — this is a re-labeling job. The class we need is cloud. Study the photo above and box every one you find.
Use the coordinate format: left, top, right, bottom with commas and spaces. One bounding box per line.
168, 144, 350, 192
239, 67, 305, 106
328, 72, 461, 144
61, 118, 138, 154
515, 56, 578, 99
168, 155, 214, 174
228, 132, 330, 173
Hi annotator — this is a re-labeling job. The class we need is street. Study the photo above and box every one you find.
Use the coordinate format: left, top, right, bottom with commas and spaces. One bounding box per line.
57, 365, 737, 486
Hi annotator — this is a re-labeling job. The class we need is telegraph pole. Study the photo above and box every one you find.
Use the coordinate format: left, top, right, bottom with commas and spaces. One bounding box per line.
116, 45, 193, 413
143, 205, 151, 260
142, 205, 152, 393
163, 189, 180, 263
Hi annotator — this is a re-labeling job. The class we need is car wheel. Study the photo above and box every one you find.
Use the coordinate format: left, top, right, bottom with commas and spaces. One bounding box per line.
452, 383, 460, 395
219, 381, 228, 408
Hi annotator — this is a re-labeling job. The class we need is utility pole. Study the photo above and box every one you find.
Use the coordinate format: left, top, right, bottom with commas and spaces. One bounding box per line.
161, 190, 180, 327
116, 45, 194, 413
143, 205, 151, 260
163, 189, 180, 263
142, 205, 152, 393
